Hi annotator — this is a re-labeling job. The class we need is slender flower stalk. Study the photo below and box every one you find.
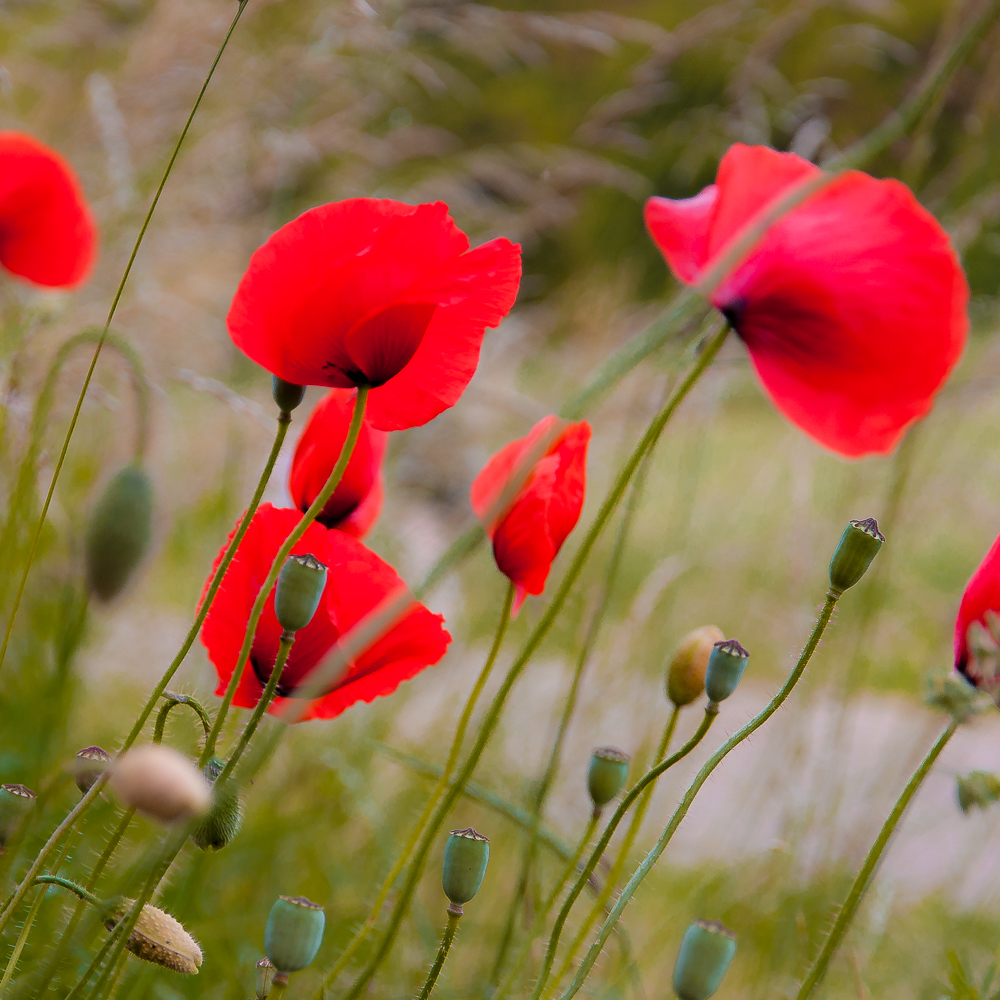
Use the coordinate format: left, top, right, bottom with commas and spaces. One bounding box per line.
416, 910, 462, 1000
556, 593, 841, 1000
794, 718, 959, 1000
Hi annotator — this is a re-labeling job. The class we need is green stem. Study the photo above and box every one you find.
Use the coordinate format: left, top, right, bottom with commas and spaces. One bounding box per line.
28, 876, 101, 908
558, 593, 842, 1000
794, 718, 959, 1000
0, 889, 44, 997
153, 693, 212, 744
62, 919, 128, 1000
416, 911, 462, 1000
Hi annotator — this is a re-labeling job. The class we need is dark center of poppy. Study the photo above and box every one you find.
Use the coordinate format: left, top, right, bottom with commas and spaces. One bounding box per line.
719, 299, 745, 333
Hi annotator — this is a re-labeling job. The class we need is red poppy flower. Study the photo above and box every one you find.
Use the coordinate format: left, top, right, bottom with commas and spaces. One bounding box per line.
227, 198, 521, 432
470, 415, 591, 616
289, 389, 387, 538
954, 531, 1000, 692
0, 131, 97, 288
644, 143, 968, 458
200, 504, 450, 722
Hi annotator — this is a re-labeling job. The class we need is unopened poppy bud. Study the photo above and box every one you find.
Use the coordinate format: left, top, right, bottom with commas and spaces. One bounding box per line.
105, 898, 202, 974
667, 626, 724, 707
704, 639, 749, 703
442, 828, 490, 913
0, 784, 36, 851
264, 896, 325, 978
109, 744, 210, 824
272, 377, 306, 414
256, 956, 276, 998
587, 747, 629, 814
274, 553, 328, 635
84, 464, 154, 601
672, 920, 737, 1000
926, 672, 984, 723
192, 756, 243, 851
957, 771, 1000, 814
74, 746, 112, 795
829, 517, 884, 595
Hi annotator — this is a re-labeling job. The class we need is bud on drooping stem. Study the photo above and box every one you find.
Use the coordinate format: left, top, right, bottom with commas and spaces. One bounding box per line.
105, 899, 203, 974
956, 771, 1000, 814
272, 377, 306, 415
0, 784, 36, 852
192, 756, 243, 851
667, 626, 724, 707
274, 554, 328, 635
587, 746, 629, 817
442, 828, 490, 914
672, 920, 737, 1000
828, 517, 884, 596
74, 746, 111, 795
109, 744, 211, 824
256, 956, 276, 998
704, 640, 750, 704
264, 896, 325, 983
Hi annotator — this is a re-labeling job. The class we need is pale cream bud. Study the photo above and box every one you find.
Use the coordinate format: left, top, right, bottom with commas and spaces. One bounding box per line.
106, 899, 203, 974
109, 745, 210, 824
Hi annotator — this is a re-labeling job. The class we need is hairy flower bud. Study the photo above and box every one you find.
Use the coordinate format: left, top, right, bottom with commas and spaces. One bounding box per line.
704, 639, 750, 704
264, 896, 325, 977
274, 553, 328, 635
829, 517, 883, 595
666, 626, 724, 707
957, 771, 1000, 814
192, 756, 243, 851
0, 784, 36, 851
442, 828, 490, 913
272, 377, 306, 414
75, 746, 111, 795
109, 745, 210, 824
672, 920, 737, 1000
105, 899, 202, 974
256, 957, 276, 998
587, 746, 629, 814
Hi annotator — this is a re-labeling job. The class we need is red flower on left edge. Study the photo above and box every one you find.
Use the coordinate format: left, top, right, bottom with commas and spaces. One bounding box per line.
200, 504, 450, 722
227, 198, 521, 432
955, 531, 1000, 693
0, 132, 97, 288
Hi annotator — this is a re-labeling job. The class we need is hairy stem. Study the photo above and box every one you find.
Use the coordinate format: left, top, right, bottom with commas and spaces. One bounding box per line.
416, 911, 462, 1000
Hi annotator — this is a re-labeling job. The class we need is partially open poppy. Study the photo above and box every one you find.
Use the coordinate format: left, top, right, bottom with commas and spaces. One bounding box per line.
200, 504, 450, 722
644, 143, 968, 458
289, 389, 387, 538
0, 131, 97, 288
955, 531, 1000, 694
470, 415, 590, 616
227, 199, 521, 432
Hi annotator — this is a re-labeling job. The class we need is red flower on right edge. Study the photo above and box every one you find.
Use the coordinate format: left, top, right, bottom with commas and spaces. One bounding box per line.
644, 143, 969, 458
955, 532, 1000, 693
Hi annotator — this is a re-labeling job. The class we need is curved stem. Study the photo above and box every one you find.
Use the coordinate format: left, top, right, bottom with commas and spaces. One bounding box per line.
416, 910, 462, 1000
153, 693, 212, 745
794, 718, 958, 1000
28, 876, 101, 908
558, 593, 841, 1000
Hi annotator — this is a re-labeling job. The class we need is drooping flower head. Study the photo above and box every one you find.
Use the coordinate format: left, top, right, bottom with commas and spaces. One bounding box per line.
644, 144, 968, 458
289, 389, 387, 538
200, 504, 450, 721
470, 415, 590, 616
0, 131, 97, 288
227, 198, 521, 431
955, 531, 1000, 695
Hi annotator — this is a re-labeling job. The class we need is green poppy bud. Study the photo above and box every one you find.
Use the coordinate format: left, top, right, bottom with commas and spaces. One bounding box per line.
192, 756, 243, 851
272, 377, 306, 414
587, 746, 630, 814
828, 517, 883, 596
256, 957, 276, 998
925, 672, 984, 723
672, 920, 737, 1000
75, 746, 112, 795
85, 464, 154, 601
666, 626, 724, 708
957, 771, 1000, 814
0, 784, 36, 851
704, 639, 749, 704
442, 828, 490, 913
274, 554, 328, 635
264, 896, 325, 977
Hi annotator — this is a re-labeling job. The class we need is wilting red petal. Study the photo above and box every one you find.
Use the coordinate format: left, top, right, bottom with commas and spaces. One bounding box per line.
289, 389, 387, 537
0, 132, 97, 288
954, 532, 1000, 686
644, 144, 969, 458
471, 416, 590, 615
227, 198, 521, 431
199, 504, 449, 721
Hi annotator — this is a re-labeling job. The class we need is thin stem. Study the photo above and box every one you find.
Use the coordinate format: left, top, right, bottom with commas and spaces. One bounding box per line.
62, 920, 128, 1000
153, 693, 212, 744
0, 888, 44, 997
794, 718, 959, 1000
558, 593, 842, 1000
416, 911, 462, 1000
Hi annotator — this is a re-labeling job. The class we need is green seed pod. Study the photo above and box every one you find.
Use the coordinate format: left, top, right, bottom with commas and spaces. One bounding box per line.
256, 957, 276, 998
0, 784, 36, 851
274, 554, 328, 635
75, 746, 112, 795
192, 756, 243, 851
264, 896, 325, 975
272, 377, 306, 414
666, 626, 725, 708
672, 920, 737, 1000
85, 464, 154, 601
587, 746, 630, 813
442, 828, 490, 912
829, 517, 884, 596
957, 771, 1000, 814
704, 639, 749, 704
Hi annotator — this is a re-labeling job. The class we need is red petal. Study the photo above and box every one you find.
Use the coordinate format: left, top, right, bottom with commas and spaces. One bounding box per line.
643, 187, 718, 284
0, 132, 97, 288
955, 532, 1000, 683
342, 301, 437, 387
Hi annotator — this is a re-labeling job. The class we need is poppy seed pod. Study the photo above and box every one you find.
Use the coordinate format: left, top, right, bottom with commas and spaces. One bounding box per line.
256, 957, 276, 998
192, 756, 242, 851
109, 744, 211, 824
957, 771, 1000, 814
672, 920, 737, 1000
704, 640, 750, 703
105, 899, 202, 974
667, 626, 725, 707
274, 553, 328, 635
829, 517, 884, 596
587, 747, 630, 813
0, 784, 36, 851
442, 828, 490, 913
264, 896, 325, 976
74, 746, 112, 795
272, 377, 306, 414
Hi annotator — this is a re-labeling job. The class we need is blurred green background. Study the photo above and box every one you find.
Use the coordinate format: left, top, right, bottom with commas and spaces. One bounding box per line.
3, 0, 1000, 996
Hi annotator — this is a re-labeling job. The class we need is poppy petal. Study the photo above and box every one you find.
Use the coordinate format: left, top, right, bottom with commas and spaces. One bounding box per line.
643, 186, 718, 284
955, 532, 1000, 683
